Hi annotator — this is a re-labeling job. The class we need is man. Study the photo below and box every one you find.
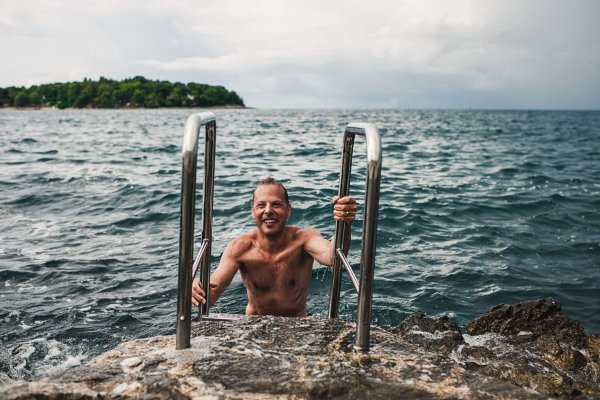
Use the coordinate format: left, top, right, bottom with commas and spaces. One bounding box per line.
191, 177, 357, 317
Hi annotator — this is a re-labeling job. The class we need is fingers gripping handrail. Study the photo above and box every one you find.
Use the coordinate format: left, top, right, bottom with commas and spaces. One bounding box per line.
176, 112, 216, 350
328, 123, 382, 351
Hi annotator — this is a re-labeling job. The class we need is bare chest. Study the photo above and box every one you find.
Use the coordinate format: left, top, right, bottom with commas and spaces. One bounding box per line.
238, 245, 313, 293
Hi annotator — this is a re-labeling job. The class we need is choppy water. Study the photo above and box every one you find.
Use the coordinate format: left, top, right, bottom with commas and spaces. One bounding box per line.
1, 108, 599, 381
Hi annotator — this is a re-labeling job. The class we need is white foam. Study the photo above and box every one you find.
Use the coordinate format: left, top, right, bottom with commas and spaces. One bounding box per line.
35, 339, 87, 378
45, 344, 62, 359
17, 283, 48, 293
13, 343, 36, 374
517, 331, 533, 337
407, 326, 458, 340
463, 332, 505, 347
8, 338, 88, 381
39, 353, 85, 378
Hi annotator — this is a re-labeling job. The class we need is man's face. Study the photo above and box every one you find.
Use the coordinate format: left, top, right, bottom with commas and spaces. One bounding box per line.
251, 184, 291, 237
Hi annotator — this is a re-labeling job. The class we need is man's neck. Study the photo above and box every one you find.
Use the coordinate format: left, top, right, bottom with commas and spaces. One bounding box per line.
256, 227, 290, 253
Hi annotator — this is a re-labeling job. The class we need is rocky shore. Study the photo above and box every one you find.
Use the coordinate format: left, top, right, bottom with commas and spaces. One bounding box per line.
1, 298, 598, 399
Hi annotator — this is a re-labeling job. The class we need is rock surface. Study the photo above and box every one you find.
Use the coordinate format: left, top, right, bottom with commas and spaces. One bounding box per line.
461, 297, 600, 397
0, 298, 598, 399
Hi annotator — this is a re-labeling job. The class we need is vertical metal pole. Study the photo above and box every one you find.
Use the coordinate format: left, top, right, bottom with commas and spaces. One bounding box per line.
176, 153, 197, 349
328, 132, 355, 318
199, 121, 216, 316
355, 161, 381, 350
327, 122, 381, 350
353, 124, 381, 352
176, 112, 216, 350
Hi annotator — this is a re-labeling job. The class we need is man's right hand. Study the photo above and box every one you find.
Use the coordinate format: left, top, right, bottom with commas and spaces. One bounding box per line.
192, 278, 207, 307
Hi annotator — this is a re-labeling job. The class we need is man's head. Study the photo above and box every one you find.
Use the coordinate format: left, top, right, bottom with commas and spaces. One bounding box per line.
251, 177, 291, 237
252, 177, 289, 205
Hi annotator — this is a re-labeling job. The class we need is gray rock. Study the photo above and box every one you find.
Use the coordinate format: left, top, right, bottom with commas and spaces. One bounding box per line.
458, 298, 599, 397
389, 310, 464, 355
466, 297, 587, 346
0, 300, 598, 399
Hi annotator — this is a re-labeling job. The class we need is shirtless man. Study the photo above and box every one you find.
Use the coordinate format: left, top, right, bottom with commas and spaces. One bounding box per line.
191, 177, 357, 317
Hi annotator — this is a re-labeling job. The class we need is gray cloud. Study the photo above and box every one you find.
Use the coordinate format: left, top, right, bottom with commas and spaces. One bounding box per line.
1, 0, 598, 108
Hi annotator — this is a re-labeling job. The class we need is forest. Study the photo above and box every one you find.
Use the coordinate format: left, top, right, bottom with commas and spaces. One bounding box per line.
0, 76, 245, 109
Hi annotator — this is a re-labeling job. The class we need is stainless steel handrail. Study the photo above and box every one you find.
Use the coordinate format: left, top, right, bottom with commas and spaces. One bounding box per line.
328, 123, 382, 352
328, 132, 354, 317
192, 239, 210, 279
175, 115, 381, 352
336, 248, 360, 294
176, 112, 216, 350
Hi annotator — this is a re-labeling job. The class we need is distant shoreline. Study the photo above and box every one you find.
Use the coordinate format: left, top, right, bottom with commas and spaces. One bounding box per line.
0, 105, 249, 111
0, 76, 245, 109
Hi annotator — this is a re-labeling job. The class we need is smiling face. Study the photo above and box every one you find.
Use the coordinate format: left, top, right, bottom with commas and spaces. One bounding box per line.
251, 184, 291, 237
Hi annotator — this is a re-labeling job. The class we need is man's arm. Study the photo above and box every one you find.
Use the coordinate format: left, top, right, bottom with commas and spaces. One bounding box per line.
191, 237, 246, 307
304, 196, 357, 266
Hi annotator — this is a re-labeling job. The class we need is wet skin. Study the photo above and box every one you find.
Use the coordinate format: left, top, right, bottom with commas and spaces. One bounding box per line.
192, 184, 357, 316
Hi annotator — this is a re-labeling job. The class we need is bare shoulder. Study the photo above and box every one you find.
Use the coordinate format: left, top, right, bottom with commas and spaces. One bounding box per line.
226, 231, 255, 258
297, 226, 332, 266
292, 226, 324, 242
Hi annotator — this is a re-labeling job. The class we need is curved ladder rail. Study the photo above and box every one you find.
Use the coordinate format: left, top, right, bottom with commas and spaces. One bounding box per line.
176, 112, 216, 350
328, 123, 382, 351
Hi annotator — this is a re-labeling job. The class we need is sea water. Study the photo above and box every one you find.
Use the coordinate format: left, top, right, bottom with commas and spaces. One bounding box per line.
1, 108, 599, 381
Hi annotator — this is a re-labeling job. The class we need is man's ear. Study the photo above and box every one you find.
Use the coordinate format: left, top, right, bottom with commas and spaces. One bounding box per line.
287, 203, 292, 217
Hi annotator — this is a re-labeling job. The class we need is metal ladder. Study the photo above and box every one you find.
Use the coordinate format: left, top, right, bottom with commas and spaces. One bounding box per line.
175, 112, 382, 351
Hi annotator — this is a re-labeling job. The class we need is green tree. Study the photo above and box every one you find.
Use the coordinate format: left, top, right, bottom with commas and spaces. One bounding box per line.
29, 90, 42, 106
67, 83, 81, 107
166, 85, 186, 107
14, 92, 30, 107
132, 89, 145, 107
143, 93, 159, 108
1, 76, 245, 109
0, 88, 9, 106
73, 85, 94, 108
95, 84, 114, 108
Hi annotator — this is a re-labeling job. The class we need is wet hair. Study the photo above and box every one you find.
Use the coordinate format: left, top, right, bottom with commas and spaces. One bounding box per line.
252, 177, 289, 205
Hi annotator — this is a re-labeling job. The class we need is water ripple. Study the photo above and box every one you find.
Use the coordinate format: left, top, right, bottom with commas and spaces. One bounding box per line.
1, 108, 599, 380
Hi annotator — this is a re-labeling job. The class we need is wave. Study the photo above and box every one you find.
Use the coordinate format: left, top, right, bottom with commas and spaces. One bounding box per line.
1, 108, 599, 380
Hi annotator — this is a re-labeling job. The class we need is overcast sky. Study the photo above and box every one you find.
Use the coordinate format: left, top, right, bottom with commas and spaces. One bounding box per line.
1, 0, 599, 109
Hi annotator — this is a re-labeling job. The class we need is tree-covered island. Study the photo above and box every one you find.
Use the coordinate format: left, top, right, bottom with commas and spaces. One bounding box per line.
0, 76, 245, 109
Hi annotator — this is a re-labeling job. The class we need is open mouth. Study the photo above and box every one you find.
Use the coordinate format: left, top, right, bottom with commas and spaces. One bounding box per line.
263, 218, 277, 226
